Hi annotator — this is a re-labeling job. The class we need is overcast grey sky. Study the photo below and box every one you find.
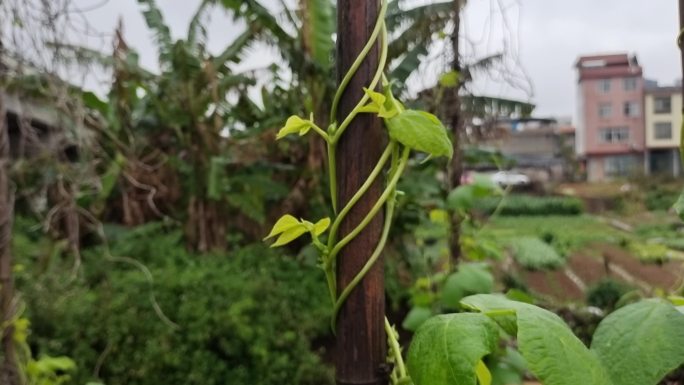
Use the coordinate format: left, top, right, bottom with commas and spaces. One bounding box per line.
71, 0, 681, 121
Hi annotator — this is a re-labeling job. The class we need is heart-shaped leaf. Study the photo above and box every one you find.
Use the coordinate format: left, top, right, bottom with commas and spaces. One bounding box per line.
407, 313, 499, 385
591, 299, 684, 385
386, 110, 453, 158
276, 115, 314, 139
461, 294, 613, 385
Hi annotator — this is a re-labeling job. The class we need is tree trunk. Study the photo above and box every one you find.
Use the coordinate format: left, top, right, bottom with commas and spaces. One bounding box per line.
0, 64, 19, 385
448, 0, 464, 262
335, 1, 387, 384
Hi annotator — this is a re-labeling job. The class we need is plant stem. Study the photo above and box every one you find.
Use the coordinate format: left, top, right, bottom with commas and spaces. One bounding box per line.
385, 317, 408, 380
327, 141, 338, 214
332, 24, 389, 143
327, 142, 395, 251
310, 122, 330, 141
330, 0, 389, 122
326, 147, 410, 270
332, 187, 396, 330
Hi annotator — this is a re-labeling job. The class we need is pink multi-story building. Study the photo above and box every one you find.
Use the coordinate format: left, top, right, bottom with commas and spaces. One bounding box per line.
575, 53, 646, 181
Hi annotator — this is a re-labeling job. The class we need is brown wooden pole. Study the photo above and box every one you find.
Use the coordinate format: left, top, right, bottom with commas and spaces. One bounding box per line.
335, 1, 387, 384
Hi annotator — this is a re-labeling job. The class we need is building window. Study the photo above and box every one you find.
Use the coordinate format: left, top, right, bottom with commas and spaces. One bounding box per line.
599, 127, 630, 143
598, 79, 611, 93
654, 96, 672, 114
623, 101, 640, 117
598, 103, 612, 118
654, 122, 673, 140
623, 77, 637, 91
605, 155, 636, 177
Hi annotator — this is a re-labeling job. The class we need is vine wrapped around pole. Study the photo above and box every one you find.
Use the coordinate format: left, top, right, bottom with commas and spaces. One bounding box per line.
264, 1, 453, 384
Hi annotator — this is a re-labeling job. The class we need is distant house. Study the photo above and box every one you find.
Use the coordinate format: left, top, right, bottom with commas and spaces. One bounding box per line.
479, 118, 576, 181
644, 84, 682, 177
575, 53, 646, 181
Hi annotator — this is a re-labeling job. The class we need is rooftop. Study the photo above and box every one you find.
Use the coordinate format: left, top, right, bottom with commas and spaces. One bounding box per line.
576, 52, 642, 81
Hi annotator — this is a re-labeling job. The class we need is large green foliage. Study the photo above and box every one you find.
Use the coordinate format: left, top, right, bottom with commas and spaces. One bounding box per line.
408, 294, 684, 385
407, 313, 498, 385
591, 299, 684, 385
18, 224, 333, 385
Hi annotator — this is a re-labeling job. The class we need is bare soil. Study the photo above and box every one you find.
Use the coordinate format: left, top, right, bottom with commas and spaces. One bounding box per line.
506, 243, 683, 302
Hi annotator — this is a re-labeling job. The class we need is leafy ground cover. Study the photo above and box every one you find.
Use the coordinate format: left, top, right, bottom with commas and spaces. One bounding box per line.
481, 215, 684, 304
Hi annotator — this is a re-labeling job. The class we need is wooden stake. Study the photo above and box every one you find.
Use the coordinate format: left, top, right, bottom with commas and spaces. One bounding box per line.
335, 1, 387, 384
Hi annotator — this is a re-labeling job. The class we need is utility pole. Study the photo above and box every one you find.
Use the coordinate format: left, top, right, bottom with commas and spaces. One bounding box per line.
448, 0, 464, 262
335, 1, 387, 385
0, 40, 18, 385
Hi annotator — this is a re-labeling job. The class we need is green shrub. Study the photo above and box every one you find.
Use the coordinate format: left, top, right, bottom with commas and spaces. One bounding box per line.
629, 241, 670, 263
18, 225, 333, 385
474, 195, 584, 216
509, 236, 565, 270
587, 279, 632, 310
663, 238, 684, 251
644, 186, 680, 211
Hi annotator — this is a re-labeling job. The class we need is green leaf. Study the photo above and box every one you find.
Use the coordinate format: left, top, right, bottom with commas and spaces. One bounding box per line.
271, 226, 308, 247
386, 110, 453, 158
447, 185, 475, 212
591, 299, 684, 385
136, 0, 173, 65
407, 313, 499, 385
402, 306, 433, 332
475, 360, 492, 385
441, 263, 494, 309
428, 209, 449, 224
674, 190, 684, 221
439, 70, 460, 88
300, 0, 334, 69
313, 218, 331, 236
82, 91, 108, 114
461, 294, 613, 385
360, 88, 399, 118
264, 215, 302, 240
276, 115, 313, 139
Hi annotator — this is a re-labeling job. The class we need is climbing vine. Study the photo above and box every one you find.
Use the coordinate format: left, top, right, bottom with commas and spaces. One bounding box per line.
264, 0, 452, 383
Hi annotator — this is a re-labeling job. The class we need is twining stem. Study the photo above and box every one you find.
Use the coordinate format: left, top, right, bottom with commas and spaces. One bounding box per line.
385, 317, 408, 380
331, 186, 396, 330
327, 142, 395, 249
309, 122, 329, 141
330, 0, 389, 122
332, 25, 389, 144
323, 144, 404, 301
326, 147, 410, 270
328, 141, 338, 214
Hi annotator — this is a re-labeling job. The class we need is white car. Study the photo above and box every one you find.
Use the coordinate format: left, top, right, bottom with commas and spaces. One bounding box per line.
491, 171, 530, 186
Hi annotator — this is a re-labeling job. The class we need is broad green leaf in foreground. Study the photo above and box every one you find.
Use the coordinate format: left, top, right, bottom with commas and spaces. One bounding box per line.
591, 299, 684, 385
461, 294, 613, 385
386, 110, 453, 158
407, 313, 498, 385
